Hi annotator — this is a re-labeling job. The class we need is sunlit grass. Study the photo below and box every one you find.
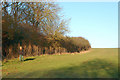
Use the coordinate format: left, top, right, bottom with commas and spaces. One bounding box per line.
2, 48, 118, 78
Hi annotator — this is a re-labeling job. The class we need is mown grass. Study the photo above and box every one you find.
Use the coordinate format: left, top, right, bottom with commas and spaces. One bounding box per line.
2, 48, 118, 78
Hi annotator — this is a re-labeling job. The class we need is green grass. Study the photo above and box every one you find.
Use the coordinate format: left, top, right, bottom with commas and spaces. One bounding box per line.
2, 48, 118, 78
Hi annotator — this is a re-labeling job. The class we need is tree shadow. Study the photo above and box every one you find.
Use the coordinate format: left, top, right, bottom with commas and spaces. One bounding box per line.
42, 59, 118, 78
24, 58, 35, 61
4, 59, 118, 78
23, 59, 118, 78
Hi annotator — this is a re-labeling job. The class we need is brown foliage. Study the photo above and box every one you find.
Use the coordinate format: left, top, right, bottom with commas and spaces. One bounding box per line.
2, 2, 91, 60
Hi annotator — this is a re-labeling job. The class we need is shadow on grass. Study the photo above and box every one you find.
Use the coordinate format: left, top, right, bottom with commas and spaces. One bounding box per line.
24, 59, 118, 78
24, 58, 35, 61
4, 59, 118, 78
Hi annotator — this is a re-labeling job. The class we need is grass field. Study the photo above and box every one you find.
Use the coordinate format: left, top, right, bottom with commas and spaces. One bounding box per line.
2, 48, 118, 78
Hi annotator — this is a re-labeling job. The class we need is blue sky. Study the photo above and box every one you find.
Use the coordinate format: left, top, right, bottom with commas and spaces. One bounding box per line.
57, 2, 118, 48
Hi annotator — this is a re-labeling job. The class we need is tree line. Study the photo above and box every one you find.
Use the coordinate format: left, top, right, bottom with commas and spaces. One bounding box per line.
2, 2, 91, 60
